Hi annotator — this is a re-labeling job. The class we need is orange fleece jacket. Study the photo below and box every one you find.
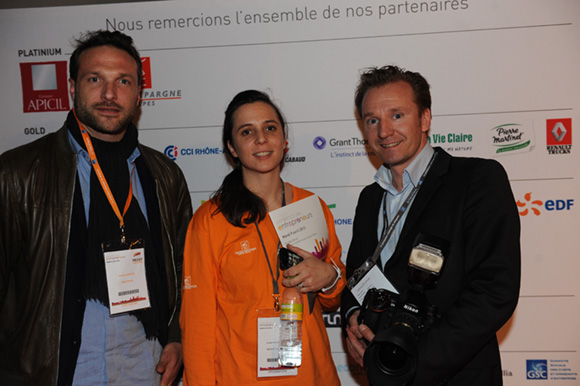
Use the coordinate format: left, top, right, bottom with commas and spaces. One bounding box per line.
181, 184, 346, 385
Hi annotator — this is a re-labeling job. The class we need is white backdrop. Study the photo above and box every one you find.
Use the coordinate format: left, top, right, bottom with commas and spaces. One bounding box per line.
1, 0, 579, 384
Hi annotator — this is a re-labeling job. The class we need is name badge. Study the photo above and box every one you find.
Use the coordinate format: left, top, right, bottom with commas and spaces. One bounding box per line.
256, 309, 297, 378
103, 242, 150, 315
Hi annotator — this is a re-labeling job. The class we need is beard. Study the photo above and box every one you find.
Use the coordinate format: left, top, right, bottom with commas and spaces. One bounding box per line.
74, 95, 137, 138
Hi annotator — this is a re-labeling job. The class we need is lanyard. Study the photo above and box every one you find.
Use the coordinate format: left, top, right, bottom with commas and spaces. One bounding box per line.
255, 179, 285, 311
371, 151, 437, 265
73, 109, 134, 244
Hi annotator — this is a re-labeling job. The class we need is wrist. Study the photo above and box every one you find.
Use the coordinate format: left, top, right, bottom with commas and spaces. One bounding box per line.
321, 257, 342, 293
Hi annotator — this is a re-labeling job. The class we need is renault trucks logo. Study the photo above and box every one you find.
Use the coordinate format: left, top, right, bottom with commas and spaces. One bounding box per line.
527, 360, 548, 379
547, 118, 572, 154
20, 61, 70, 113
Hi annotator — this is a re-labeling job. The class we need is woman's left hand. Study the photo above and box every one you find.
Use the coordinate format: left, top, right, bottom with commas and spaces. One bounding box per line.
281, 244, 337, 293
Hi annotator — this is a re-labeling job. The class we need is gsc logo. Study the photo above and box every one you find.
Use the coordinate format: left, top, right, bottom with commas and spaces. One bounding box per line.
526, 359, 548, 379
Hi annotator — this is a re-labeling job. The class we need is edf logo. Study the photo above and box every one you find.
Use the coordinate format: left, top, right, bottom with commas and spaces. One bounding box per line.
526, 359, 548, 379
517, 192, 574, 216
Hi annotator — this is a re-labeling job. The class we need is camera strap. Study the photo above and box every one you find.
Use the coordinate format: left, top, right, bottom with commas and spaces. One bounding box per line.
347, 151, 438, 296
255, 179, 286, 311
370, 151, 437, 266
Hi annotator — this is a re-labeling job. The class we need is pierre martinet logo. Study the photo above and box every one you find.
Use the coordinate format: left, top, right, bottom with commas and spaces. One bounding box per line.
20, 61, 70, 113
527, 360, 548, 379
546, 118, 572, 154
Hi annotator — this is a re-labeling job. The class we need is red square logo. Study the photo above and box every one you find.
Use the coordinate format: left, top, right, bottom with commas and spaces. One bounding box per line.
20, 61, 70, 113
141, 57, 152, 89
547, 118, 572, 146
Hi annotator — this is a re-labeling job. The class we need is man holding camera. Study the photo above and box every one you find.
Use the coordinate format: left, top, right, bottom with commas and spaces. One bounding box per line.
341, 65, 521, 385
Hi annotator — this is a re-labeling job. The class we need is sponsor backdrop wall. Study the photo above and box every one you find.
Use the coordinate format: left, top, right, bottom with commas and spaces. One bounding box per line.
1, 0, 578, 383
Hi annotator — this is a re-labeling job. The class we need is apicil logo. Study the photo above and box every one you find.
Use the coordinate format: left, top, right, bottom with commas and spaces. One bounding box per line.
164, 145, 178, 161
527, 359, 548, 380
20, 61, 70, 113
313, 136, 327, 150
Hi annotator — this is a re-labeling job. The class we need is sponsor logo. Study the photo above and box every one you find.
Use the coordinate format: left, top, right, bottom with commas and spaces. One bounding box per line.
488, 123, 534, 156
235, 240, 257, 256
20, 61, 70, 113
164, 145, 178, 161
527, 360, 548, 380
313, 136, 327, 150
428, 131, 473, 152
517, 192, 573, 216
285, 155, 306, 163
322, 311, 341, 327
163, 144, 223, 161
312, 135, 376, 158
141, 57, 152, 89
138, 57, 183, 106
547, 118, 572, 154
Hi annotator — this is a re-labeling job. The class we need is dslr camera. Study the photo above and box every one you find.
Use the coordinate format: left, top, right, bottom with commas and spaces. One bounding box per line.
357, 235, 448, 386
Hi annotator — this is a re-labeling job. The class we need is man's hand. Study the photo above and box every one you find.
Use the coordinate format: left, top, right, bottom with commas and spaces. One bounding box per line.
156, 342, 183, 386
345, 310, 375, 367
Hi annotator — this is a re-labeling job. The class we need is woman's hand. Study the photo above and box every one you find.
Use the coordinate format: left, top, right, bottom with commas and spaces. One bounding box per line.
281, 244, 338, 293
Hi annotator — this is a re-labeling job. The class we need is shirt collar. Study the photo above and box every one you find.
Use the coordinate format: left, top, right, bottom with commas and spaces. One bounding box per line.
67, 129, 141, 163
374, 143, 434, 193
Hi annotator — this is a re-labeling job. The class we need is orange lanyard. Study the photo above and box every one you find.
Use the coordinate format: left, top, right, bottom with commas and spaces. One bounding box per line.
73, 109, 134, 244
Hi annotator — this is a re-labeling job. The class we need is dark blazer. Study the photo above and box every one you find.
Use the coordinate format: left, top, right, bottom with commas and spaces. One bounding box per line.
342, 147, 521, 386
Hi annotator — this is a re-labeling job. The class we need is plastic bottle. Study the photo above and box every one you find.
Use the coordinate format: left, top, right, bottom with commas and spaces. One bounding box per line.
278, 286, 303, 367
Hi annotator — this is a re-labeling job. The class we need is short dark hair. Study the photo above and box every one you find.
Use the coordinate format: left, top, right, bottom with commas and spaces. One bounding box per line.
69, 30, 142, 85
354, 65, 431, 119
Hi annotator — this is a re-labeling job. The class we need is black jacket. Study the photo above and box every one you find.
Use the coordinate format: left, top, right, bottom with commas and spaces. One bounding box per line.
341, 147, 521, 386
0, 123, 192, 386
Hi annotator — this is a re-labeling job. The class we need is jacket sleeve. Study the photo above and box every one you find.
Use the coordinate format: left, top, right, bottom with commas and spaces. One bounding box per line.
412, 160, 521, 385
165, 162, 193, 345
316, 197, 346, 311
180, 206, 219, 386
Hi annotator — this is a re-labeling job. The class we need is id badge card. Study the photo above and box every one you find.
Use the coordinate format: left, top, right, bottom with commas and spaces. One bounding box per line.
256, 309, 298, 378
348, 259, 398, 305
102, 240, 150, 315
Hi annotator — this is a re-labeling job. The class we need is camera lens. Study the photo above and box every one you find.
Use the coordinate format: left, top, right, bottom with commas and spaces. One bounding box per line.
377, 342, 411, 374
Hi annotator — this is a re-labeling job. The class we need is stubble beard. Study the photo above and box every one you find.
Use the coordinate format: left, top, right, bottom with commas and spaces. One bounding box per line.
74, 96, 137, 138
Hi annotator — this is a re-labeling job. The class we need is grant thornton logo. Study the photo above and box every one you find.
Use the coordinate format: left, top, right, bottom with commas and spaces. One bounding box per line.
313, 136, 327, 150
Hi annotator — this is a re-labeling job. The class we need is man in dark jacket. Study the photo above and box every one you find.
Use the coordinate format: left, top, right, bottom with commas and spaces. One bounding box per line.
341, 65, 520, 385
0, 30, 192, 386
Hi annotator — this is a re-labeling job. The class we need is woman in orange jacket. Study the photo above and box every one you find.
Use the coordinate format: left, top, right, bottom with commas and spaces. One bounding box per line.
180, 90, 346, 385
